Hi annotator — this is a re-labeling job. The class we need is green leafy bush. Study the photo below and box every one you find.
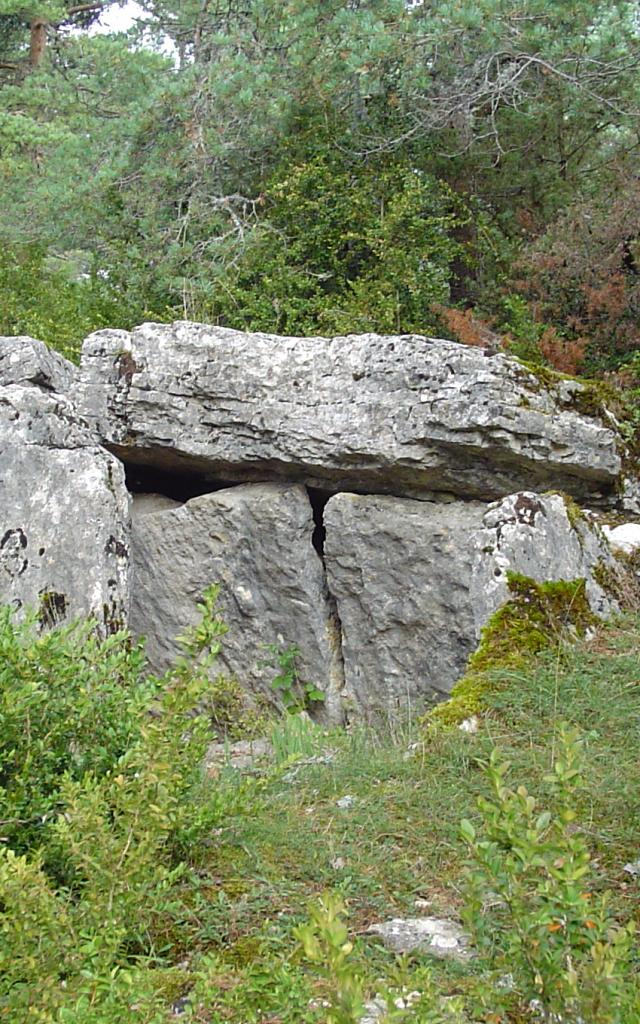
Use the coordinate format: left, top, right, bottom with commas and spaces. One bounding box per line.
295, 892, 365, 1024
0, 587, 240, 1022
461, 725, 638, 1022
0, 242, 170, 362
198, 156, 469, 337
0, 607, 154, 854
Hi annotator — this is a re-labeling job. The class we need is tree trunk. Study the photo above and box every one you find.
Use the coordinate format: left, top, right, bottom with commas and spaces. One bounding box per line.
30, 17, 47, 68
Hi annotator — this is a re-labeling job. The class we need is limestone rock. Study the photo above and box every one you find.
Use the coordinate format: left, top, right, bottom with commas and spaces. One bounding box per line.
130, 483, 345, 722
470, 492, 621, 631
132, 493, 181, 517
204, 737, 272, 773
367, 917, 472, 960
323, 493, 486, 717
0, 335, 74, 393
602, 522, 640, 556
361, 992, 423, 1023
619, 476, 640, 515
323, 489, 623, 720
79, 321, 622, 503
0, 339, 130, 633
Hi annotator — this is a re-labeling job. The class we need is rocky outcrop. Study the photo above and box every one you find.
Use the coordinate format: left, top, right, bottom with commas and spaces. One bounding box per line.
0, 337, 130, 633
130, 483, 345, 722
367, 917, 471, 960
602, 522, 640, 556
78, 321, 622, 503
470, 492, 621, 629
324, 494, 486, 718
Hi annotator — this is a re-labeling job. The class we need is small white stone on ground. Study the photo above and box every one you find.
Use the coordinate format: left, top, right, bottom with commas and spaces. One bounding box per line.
459, 715, 479, 733
602, 522, 640, 555
367, 917, 472, 960
336, 795, 355, 809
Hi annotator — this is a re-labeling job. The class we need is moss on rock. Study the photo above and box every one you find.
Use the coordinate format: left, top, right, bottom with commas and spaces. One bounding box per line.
516, 358, 640, 469
429, 573, 596, 727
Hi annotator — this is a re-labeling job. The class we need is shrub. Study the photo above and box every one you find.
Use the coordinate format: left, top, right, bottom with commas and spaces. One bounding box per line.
196, 157, 469, 337
461, 725, 638, 1023
0, 241, 170, 363
297, 727, 638, 1023
0, 607, 155, 855
0, 587, 240, 1021
508, 173, 640, 375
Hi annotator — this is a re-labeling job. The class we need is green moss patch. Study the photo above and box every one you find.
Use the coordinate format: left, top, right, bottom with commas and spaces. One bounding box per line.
517, 359, 640, 463
430, 573, 596, 726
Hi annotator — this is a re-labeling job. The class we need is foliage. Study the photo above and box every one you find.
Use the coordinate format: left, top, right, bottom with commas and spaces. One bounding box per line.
2, 598, 640, 1020
510, 172, 640, 375
0, 606, 154, 853
294, 725, 638, 1024
461, 725, 638, 1022
269, 712, 326, 767
203, 672, 269, 740
2, 0, 639, 358
295, 892, 365, 1024
263, 641, 325, 714
196, 157, 470, 336
296, 895, 466, 1023
0, 241, 168, 361
0, 587, 242, 1021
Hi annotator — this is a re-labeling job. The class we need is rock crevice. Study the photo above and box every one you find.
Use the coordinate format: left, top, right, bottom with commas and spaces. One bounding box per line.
130, 482, 347, 723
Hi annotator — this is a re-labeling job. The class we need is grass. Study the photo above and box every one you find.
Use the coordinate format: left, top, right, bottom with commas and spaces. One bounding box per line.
156, 614, 640, 1018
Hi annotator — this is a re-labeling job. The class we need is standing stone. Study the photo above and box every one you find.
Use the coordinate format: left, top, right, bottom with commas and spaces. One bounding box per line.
470, 491, 622, 629
323, 493, 486, 719
78, 321, 622, 503
323, 490, 624, 721
0, 338, 130, 633
130, 483, 345, 722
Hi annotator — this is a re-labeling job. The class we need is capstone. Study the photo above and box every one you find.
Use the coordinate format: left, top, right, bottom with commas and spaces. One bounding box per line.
78, 321, 622, 503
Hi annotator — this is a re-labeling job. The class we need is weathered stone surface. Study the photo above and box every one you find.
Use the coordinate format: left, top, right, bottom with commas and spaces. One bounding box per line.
204, 737, 272, 774
470, 492, 620, 630
130, 483, 345, 722
79, 321, 622, 503
132, 492, 181, 517
323, 494, 486, 717
323, 489, 624, 719
0, 335, 75, 393
1, 328, 632, 726
0, 339, 130, 632
602, 522, 640, 556
367, 917, 472, 960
